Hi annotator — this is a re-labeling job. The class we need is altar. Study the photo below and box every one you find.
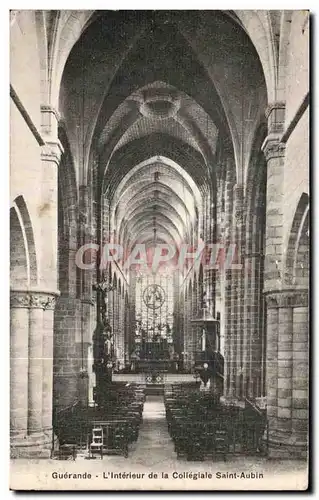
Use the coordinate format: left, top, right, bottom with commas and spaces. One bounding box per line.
135, 359, 176, 373
132, 339, 179, 373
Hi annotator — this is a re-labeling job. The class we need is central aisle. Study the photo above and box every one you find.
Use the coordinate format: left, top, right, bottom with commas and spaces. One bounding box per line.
130, 395, 176, 465
12, 393, 307, 491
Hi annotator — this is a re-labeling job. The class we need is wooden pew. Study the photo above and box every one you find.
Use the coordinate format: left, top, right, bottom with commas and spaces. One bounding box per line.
164, 391, 268, 460
53, 384, 145, 459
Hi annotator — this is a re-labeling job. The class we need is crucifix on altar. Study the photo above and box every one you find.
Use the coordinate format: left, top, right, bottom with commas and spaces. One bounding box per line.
92, 274, 115, 401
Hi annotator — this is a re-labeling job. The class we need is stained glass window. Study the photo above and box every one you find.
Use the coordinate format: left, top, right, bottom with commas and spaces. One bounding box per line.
135, 269, 174, 344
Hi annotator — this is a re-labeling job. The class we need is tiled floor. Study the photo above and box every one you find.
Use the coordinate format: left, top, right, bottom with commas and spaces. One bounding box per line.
10, 396, 308, 491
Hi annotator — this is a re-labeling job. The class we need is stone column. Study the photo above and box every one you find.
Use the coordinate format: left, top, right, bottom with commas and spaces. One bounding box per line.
40, 106, 63, 290
191, 281, 198, 361
117, 289, 125, 369
262, 104, 286, 292
264, 298, 279, 433
292, 292, 308, 457
128, 271, 136, 357
223, 162, 235, 398
109, 288, 114, 341
10, 290, 58, 457
264, 290, 308, 458
114, 287, 120, 363
188, 285, 194, 369
10, 292, 30, 441
40, 105, 62, 417
79, 297, 94, 405
225, 183, 244, 399
28, 294, 44, 435
42, 297, 56, 442
262, 102, 288, 456
277, 306, 293, 433
233, 184, 244, 398
184, 286, 192, 371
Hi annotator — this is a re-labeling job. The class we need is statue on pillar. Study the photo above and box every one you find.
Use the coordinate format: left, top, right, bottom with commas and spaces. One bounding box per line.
93, 275, 114, 395
101, 312, 113, 363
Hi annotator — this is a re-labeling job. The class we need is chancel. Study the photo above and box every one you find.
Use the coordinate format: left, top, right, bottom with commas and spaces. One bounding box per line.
10, 9, 309, 469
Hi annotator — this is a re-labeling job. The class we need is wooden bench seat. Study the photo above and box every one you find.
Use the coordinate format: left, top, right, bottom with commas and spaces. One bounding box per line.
53, 385, 146, 459
164, 393, 267, 460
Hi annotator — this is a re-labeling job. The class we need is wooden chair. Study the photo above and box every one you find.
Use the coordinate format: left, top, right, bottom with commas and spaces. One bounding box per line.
90, 426, 103, 459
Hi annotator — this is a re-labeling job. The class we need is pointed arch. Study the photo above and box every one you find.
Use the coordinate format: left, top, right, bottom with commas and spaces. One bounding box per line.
284, 193, 309, 286
11, 195, 38, 287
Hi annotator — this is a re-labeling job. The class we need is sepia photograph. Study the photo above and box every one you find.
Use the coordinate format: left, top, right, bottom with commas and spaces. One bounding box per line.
9, 9, 309, 491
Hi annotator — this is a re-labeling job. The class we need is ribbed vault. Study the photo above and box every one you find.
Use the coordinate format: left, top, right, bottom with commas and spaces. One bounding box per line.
59, 9, 267, 273
110, 156, 201, 251
60, 10, 267, 187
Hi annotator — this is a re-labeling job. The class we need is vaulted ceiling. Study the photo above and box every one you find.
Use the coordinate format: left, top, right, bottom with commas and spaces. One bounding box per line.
59, 10, 267, 250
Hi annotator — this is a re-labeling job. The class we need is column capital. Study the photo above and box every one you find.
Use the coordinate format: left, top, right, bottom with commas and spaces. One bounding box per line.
10, 290, 59, 310
261, 134, 286, 162
264, 289, 308, 309
10, 291, 30, 309
29, 293, 57, 310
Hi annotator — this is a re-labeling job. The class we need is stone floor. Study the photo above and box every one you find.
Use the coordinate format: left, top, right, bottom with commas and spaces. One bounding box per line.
10, 396, 308, 491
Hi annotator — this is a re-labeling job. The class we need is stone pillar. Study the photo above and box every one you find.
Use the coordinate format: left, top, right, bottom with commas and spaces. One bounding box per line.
265, 299, 279, 433
191, 281, 198, 360
277, 306, 293, 432
109, 288, 114, 340
114, 287, 120, 363
40, 106, 63, 290
28, 295, 44, 435
262, 103, 292, 457
233, 184, 244, 398
184, 286, 192, 371
117, 289, 125, 369
265, 290, 308, 458
188, 285, 194, 369
10, 292, 29, 441
292, 294, 308, 455
225, 183, 244, 399
41, 105, 63, 417
223, 162, 235, 398
262, 104, 285, 291
53, 296, 79, 410
79, 297, 94, 404
128, 273, 136, 357
10, 290, 58, 457
42, 301, 56, 441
